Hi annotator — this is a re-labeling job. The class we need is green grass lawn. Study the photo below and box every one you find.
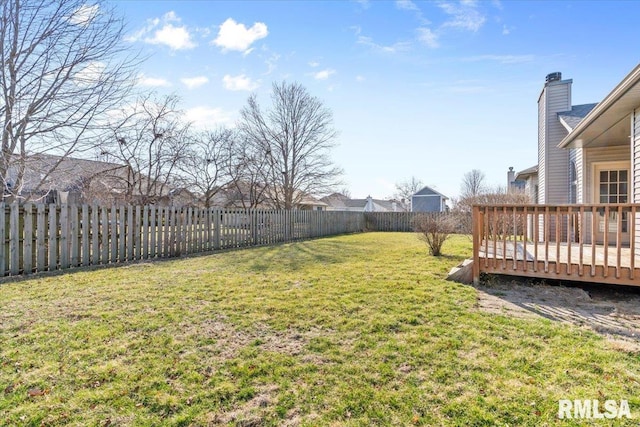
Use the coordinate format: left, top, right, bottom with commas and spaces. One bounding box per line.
1, 233, 639, 426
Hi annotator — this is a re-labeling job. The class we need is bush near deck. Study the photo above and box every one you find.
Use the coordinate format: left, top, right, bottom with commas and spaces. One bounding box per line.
1, 233, 639, 426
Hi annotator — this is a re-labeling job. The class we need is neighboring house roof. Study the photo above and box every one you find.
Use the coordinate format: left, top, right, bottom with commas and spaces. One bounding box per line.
347, 198, 394, 211
367, 199, 396, 212
320, 192, 349, 208
557, 103, 598, 132
412, 186, 448, 199
515, 165, 538, 180
559, 62, 640, 149
320, 193, 397, 212
8, 153, 129, 194
7, 153, 187, 203
297, 193, 327, 208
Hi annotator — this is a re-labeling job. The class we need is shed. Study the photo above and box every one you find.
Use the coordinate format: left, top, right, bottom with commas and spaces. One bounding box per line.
411, 186, 448, 212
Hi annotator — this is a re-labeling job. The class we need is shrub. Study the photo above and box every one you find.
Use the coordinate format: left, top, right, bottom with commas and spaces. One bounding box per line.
412, 214, 455, 256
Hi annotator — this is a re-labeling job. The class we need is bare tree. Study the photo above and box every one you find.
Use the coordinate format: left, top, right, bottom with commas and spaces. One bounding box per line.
452, 184, 531, 235
100, 94, 189, 205
394, 176, 423, 211
223, 135, 270, 208
337, 187, 352, 199
176, 128, 233, 208
460, 169, 486, 199
0, 0, 138, 201
238, 81, 342, 209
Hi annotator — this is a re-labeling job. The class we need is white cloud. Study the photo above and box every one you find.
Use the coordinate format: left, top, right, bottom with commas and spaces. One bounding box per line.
163, 11, 180, 22
222, 74, 259, 91
69, 4, 99, 26
439, 1, 486, 32
356, 75, 365, 82
264, 53, 281, 75
417, 28, 439, 48
213, 18, 268, 54
396, 0, 419, 11
308, 61, 320, 68
146, 24, 196, 50
502, 24, 512, 35
357, 36, 411, 54
126, 11, 196, 50
185, 106, 234, 129
137, 74, 172, 87
313, 69, 336, 80
181, 76, 209, 89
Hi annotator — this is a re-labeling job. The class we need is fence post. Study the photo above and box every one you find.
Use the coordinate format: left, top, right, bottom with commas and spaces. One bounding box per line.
70, 204, 79, 267
59, 204, 69, 270
214, 208, 221, 250
472, 205, 481, 285
126, 205, 134, 261
81, 205, 89, 266
23, 204, 33, 275
134, 205, 141, 260
91, 205, 99, 265
8, 203, 20, 274
100, 206, 109, 264
48, 204, 58, 271
35, 204, 45, 273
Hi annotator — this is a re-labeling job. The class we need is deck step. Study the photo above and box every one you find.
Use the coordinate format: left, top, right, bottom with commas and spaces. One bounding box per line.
447, 259, 474, 284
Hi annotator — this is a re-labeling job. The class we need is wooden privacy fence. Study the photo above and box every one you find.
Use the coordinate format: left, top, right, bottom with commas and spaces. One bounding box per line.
0, 204, 367, 277
364, 211, 452, 232
472, 204, 640, 286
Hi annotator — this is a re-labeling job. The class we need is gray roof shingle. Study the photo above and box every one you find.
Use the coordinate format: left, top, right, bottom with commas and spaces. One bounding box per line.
557, 103, 598, 131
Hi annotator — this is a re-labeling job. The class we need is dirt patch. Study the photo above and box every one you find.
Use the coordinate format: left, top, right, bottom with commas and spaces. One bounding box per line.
180, 315, 331, 360
475, 276, 640, 351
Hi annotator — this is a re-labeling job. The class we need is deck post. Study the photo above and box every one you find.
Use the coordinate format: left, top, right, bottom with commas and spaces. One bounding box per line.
472, 205, 480, 285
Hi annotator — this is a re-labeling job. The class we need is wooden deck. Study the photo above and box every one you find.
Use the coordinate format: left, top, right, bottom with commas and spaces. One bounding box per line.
472, 204, 640, 286
478, 240, 639, 286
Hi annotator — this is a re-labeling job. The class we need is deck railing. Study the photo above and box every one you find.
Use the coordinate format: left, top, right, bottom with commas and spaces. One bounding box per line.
472, 204, 640, 286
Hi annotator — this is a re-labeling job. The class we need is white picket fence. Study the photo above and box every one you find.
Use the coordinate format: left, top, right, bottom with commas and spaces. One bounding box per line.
0, 204, 367, 276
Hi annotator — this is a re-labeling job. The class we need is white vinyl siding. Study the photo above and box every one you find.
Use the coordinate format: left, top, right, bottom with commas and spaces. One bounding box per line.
583, 146, 631, 203
537, 91, 546, 203
537, 79, 571, 242
544, 82, 571, 204
633, 109, 640, 257
569, 148, 584, 203
634, 108, 640, 203
524, 176, 538, 203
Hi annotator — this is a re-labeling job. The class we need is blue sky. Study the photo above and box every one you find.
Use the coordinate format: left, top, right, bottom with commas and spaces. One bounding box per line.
114, 0, 640, 200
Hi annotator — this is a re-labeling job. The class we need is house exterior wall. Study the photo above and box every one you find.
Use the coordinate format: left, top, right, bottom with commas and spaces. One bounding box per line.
538, 79, 572, 204
569, 148, 584, 204
538, 77, 571, 241
583, 145, 630, 203
633, 108, 640, 257
634, 108, 640, 203
524, 176, 538, 203
411, 195, 443, 212
537, 90, 546, 203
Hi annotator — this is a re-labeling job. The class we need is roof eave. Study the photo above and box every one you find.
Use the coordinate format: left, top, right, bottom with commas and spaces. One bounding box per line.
558, 63, 640, 149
